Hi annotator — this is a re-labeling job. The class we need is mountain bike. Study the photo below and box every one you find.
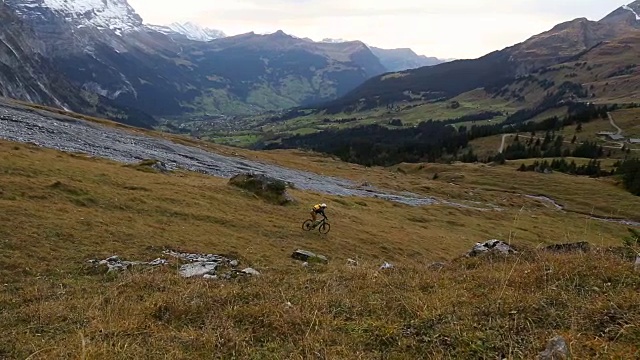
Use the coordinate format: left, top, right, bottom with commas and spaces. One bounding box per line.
302, 217, 331, 234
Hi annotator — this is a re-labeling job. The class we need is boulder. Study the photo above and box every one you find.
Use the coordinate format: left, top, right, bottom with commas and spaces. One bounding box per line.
228, 173, 294, 205
89, 255, 168, 272
545, 242, 590, 253
179, 262, 219, 278
380, 262, 394, 270
242, 268, 261, 276
163, 249, 230, 264
152, 160, 170, 173
467, 239, 516, 257
538, 335, 570, 360
292, 249, 328, 264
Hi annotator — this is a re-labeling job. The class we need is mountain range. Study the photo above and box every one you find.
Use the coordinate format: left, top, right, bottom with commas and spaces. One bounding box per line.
1, 0, 639, 131
304, 1, 640, 115
0, 0, 444, 122
148, 22, 226, 42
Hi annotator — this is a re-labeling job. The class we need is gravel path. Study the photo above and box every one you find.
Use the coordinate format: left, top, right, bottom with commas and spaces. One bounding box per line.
0, 104, 444, 207
1, 103, 637, 226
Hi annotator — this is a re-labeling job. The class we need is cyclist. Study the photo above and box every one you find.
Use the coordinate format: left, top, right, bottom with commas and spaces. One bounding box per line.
310, 203, 328, 226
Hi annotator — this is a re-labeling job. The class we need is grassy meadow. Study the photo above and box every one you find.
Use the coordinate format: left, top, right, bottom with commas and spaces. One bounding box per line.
1, 136, 639, 358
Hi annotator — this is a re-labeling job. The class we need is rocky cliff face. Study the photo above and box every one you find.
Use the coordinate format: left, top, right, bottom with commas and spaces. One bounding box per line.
0, 2, 76, 108
3, 0, 387, 118
0, 2, 157, 128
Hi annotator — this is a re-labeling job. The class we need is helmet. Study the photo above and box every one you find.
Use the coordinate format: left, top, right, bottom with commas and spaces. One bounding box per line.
321, 203, 327, 208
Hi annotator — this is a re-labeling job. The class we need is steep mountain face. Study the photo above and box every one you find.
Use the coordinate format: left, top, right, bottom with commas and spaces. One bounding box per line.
507, 18, 620, 73
320, 38, 447, 72
0, 2, 66, 107
5, 0, 144, 56
4, 0, 386, 118
149, 22, 226, 42
601, 1, 640, 24
0, 2, 155, 128
307, 1, 640, 114
369, 47, 447, 72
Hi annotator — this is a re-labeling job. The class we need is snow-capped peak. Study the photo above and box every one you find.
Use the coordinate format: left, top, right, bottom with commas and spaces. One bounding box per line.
321, 38, 348, 43
6, 0, 143, 36
622, 4, 640, 20
152, 22, 226, 41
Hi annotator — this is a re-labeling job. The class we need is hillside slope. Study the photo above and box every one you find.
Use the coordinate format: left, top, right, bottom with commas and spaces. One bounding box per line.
1, 116, 639, 358
304, 1, 640, 115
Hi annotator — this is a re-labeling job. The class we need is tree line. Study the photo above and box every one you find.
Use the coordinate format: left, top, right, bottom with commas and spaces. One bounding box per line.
261, 103, 619, 167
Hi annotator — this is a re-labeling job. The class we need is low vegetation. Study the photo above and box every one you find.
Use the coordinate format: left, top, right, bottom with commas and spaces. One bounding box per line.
1, 138, 639, 358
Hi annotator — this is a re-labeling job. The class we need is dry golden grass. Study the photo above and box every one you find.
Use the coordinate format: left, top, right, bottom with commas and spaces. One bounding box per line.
251, 149, 639, 222
1, 140, 639, 359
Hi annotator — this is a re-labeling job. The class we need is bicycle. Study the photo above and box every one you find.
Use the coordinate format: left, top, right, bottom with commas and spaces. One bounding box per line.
302, 217, 331, 234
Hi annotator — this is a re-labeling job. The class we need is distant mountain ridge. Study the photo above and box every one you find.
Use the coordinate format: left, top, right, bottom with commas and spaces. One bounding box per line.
302, 0, 640, 114
2, 0, 389, 118
148, 22, 226, 41
369, 47, 448, 72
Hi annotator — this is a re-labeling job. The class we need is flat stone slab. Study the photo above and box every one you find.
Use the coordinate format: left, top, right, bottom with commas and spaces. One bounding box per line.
292, 249, 328, 263
179, 262, 219, 278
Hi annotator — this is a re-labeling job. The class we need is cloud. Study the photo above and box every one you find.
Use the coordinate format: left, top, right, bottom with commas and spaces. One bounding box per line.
127, 0, 625, 58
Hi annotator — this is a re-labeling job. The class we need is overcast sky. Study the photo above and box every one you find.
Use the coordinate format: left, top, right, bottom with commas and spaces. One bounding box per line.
128, 0, 627, 59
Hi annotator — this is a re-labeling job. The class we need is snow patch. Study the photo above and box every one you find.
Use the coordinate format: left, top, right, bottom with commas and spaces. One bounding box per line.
9, 0, 143, 35
150, 22, 225, 41
622, 4, 640, 20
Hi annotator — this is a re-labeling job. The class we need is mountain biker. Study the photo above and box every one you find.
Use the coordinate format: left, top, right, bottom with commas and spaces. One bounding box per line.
310, 203, 328, 226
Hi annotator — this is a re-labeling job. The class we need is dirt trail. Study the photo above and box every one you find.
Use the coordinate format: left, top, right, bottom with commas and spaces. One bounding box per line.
608, 112, 622, 136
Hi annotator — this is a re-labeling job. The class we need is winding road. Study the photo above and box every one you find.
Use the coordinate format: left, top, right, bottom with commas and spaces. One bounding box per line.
499, 134, 511, 153
608, 112, 622, 136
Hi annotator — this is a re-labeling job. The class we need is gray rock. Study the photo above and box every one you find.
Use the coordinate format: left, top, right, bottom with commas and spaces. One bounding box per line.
148, 258, 168, 266
538, 335, 570, 360
152, 160, 170, 173
347, 258, 358, 267
467, 239, 516, 257
89, 255, 167, 272
203, 274, 218, 280
635, 255, 640, 272
163, 249, 229, 263
242, 267, 260, 276
230, 260, 239, 267
292, 249, 328, 264
380, 262, 394, 270
179, 262, 218, 278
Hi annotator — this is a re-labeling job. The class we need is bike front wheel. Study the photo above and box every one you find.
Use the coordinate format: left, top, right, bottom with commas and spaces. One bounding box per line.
302, 219, 314, 231
318, 222, 331, 234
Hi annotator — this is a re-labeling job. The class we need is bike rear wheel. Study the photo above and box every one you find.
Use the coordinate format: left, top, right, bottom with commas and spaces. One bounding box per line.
302, 219, 314, 231
318, 222, 331, 234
